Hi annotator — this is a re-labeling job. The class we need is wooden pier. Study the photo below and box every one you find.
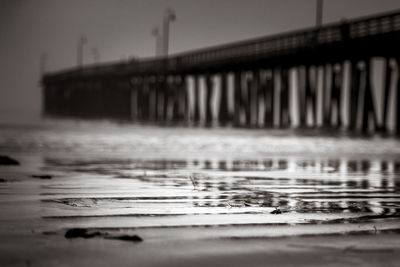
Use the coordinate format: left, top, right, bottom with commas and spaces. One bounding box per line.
42, 10, 400, 134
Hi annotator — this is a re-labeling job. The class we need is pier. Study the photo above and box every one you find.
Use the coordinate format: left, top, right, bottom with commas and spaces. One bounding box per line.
42, 10, 400, 134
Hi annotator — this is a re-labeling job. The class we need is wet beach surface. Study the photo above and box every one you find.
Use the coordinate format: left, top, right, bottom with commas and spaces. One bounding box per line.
1, 120, 400, 266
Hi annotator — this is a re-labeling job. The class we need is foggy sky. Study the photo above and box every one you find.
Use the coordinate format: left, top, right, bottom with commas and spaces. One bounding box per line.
1, 0, 400, 114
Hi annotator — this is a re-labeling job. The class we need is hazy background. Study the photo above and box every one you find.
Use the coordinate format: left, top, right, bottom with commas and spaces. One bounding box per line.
1, 0, 400, 117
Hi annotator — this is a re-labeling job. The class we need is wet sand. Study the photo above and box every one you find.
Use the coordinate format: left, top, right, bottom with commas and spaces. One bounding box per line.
2, 229, 400, 267
1, 187, 400, 267
1, 124, 400, 266
1, 151, 400, 266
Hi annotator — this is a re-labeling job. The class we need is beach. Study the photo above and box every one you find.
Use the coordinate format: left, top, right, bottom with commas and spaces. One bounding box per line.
1, 119, 400, 266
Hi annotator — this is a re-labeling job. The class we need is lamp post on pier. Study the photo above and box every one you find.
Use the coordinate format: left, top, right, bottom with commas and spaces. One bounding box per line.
77, 35, 88, 67
152, 26, 161, 57
316, 0, 324, 27
162, 8, 176, 56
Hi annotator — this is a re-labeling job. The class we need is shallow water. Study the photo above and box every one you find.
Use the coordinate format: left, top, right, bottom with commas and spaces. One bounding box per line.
1, 118, 400, 239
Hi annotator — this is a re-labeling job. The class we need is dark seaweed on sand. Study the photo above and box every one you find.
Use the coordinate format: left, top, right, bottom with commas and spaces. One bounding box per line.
32, 175, 53, 180
65, 228, 101, 238
65, 228, 143, 243
0, 155, 19, 165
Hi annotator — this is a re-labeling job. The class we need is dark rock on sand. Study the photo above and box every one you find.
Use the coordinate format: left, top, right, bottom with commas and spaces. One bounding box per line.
108, 235, 143, 242
65, 228, 101, 239
0, 178, 6, 182
270, 207, 282, 214
0, 155, 19, 165
32, 175, 53, 180
65, 228, 143, 242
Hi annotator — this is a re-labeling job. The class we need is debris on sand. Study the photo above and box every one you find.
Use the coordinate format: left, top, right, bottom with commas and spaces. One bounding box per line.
65, 228, 101, 239
106, 235, 143, 242
189, 174, 197, 190
64, 228, 143, 243
270, 207, 282, 214
0, 155, 19, 165
0, 178, 6, 183
32, 175, 53, 180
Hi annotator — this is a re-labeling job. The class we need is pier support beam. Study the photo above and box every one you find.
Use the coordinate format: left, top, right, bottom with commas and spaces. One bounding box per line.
324, 64, 342, 128
137, 77, 149, 122
182, 75, 190, 123
380, 58, 393, 133
205, 74, 214, 126
263, 70, 274, 127
167, 75, 184, 123
175, 75, 187, 122
148, 76, 157, 122
156, 76, 166, 122
193, 75, 201, 124
305, 66, 317, 126
361, 59, 378, 133
280, 68, 290, 128
163, 76, 170, 122
165, 76, 174, 122
397, 59, 400, 135
218, 72, 230, 126
349, 61, 361, 130
130, 77, 139, 121
333, 63, 342, 128
243, 72, 252, 126
298, 66, 307, 127
250, 70, 260, 127
171, 76, 180, 122
233, 71, 242, 126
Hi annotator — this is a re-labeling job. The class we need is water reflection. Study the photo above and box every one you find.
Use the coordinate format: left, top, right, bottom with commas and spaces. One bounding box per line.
44, 157, 400, 176
44, 157, 400, 219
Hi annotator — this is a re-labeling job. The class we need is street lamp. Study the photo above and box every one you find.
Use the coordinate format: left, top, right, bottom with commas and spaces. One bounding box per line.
152, 26, 161, 56
316, 0, 323, 27
77, 35, 88, 67
162, 8, 176, 56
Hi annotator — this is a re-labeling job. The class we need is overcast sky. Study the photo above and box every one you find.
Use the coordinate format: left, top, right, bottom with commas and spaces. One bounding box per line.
1, 0, 400, 114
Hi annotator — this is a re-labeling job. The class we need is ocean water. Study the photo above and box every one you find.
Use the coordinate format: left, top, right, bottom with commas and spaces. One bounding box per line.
1, 115, 400, 239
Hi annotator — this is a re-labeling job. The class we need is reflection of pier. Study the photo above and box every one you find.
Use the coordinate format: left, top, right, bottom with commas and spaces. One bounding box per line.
43, 10, 400, 134
45, 156, 400, 215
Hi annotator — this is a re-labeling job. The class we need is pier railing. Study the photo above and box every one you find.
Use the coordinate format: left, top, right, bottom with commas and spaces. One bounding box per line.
44, 9, 400, 80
